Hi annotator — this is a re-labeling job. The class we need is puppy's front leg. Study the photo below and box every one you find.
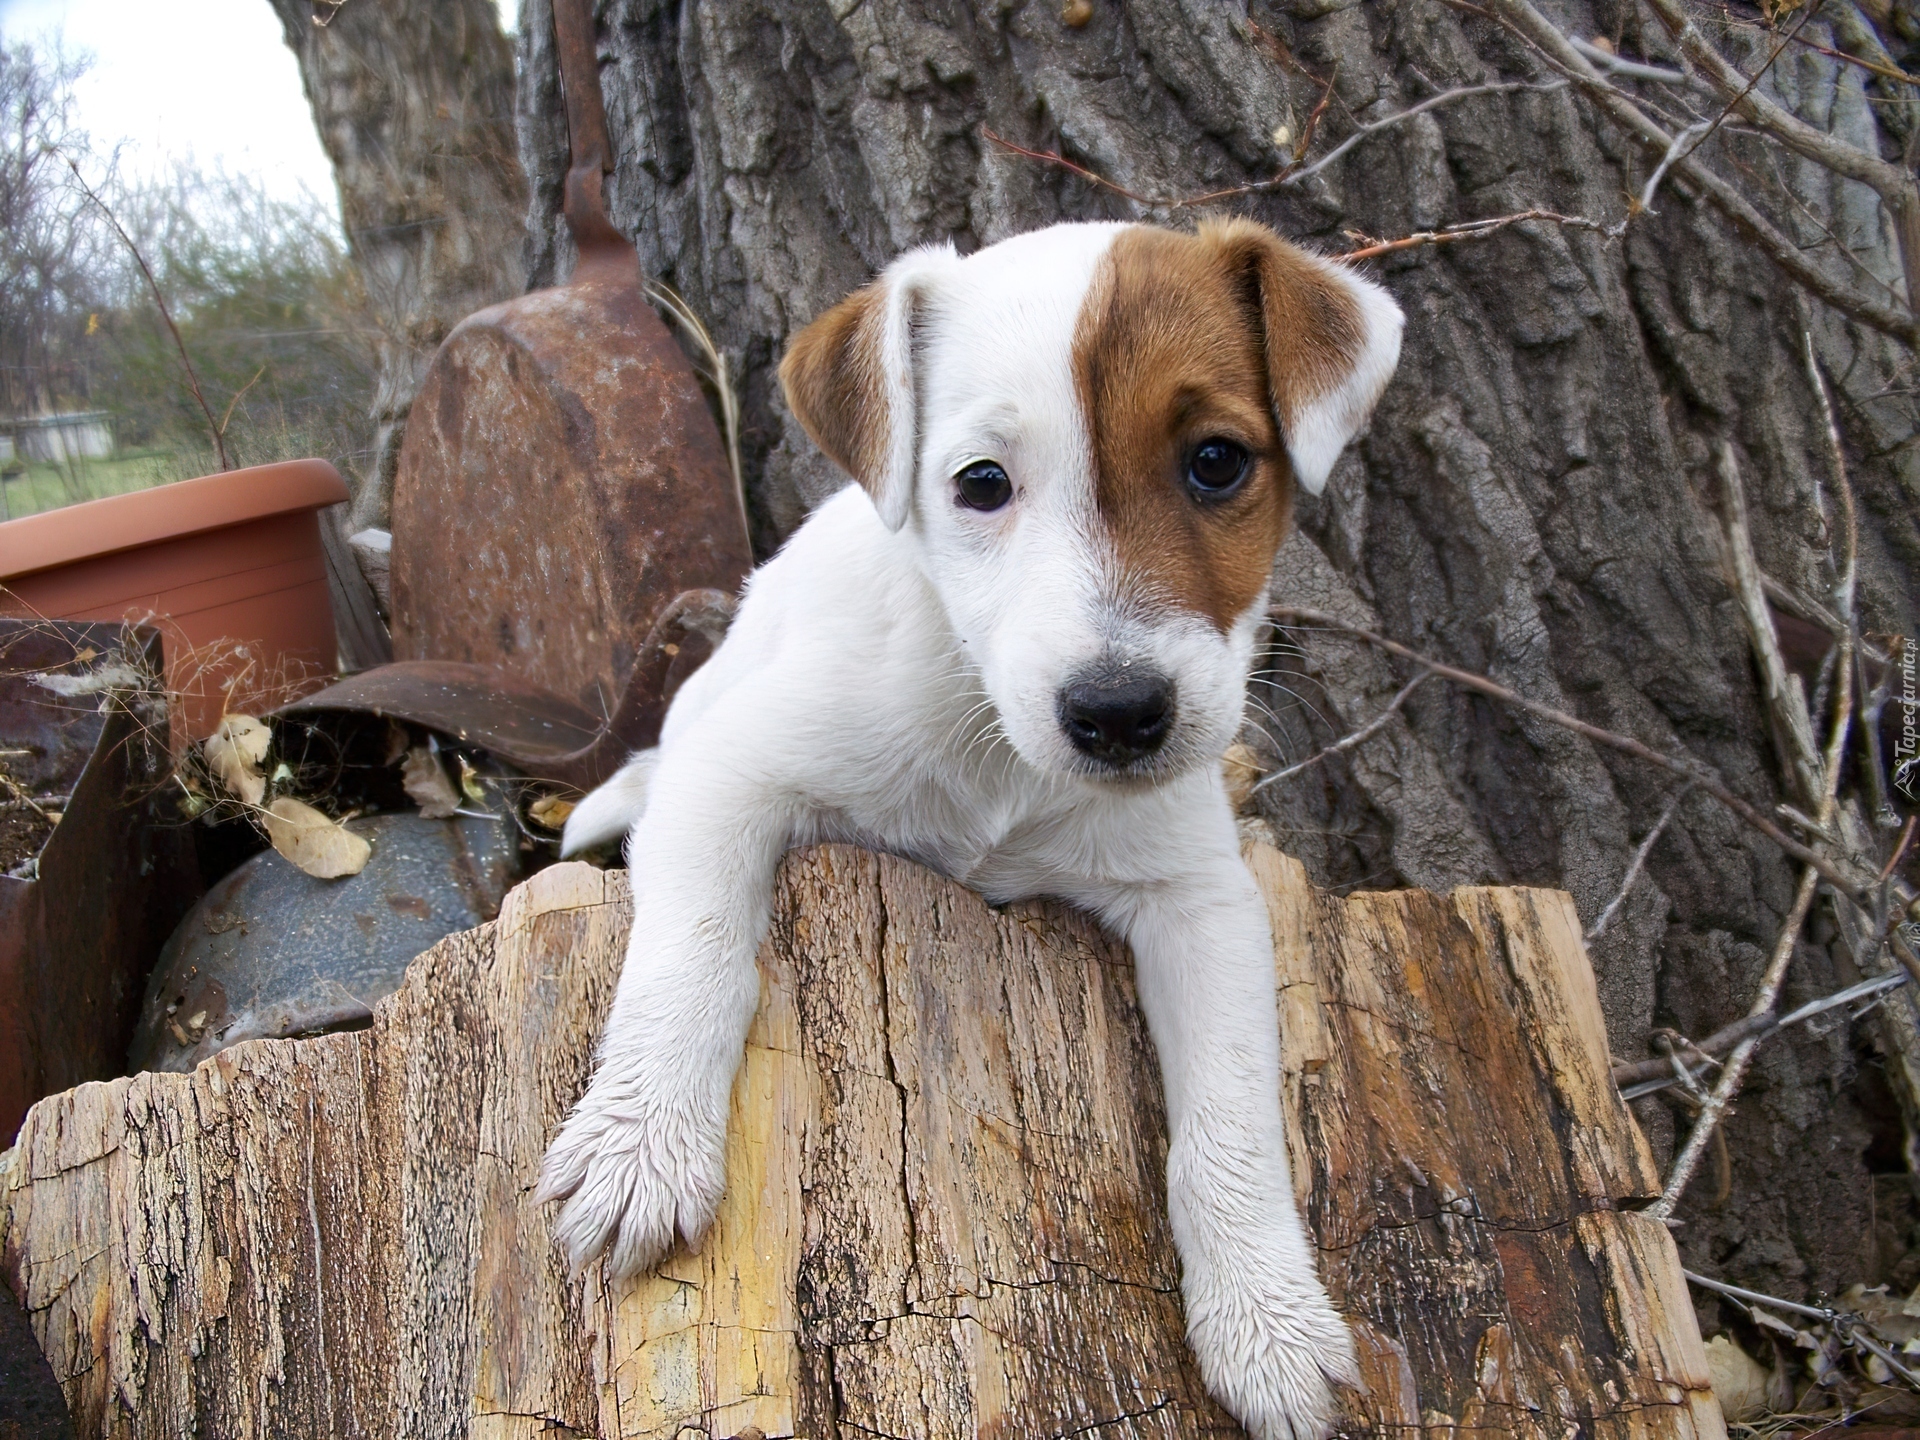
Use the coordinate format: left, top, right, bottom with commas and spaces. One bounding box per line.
1090, 861, 1357, 1440
537, 749, 791, 1279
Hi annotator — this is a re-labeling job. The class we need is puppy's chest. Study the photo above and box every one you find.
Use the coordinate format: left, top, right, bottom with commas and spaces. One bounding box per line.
798, 773, 1077, 898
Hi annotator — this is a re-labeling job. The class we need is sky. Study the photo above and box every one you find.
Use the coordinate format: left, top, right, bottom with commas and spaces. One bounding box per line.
0, 0, 517, 223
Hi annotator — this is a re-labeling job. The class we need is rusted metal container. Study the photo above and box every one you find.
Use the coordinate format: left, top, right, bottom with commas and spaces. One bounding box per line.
0, 623, 200, 1143
385, 0, 750, 734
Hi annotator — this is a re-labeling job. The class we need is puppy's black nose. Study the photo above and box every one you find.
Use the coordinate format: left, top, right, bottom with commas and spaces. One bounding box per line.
1058, 668, 1175, 766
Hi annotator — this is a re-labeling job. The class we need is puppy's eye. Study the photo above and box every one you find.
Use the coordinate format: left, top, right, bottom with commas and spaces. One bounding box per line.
955, 460, 1013, 512
1185, 439, 1250, 498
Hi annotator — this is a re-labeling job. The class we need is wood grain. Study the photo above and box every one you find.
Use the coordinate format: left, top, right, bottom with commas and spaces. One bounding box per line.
1, 846, 1723, 1437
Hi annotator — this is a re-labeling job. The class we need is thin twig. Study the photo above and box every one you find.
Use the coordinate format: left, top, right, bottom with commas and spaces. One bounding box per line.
643, 280, 745, 522
218, 365, 268, 439
1249, 671, 1430, 795
1282, 81, 1563, 188
1587, 783, 1693, 940
1269, 606, 1869, 905
1882, 817, 1917, 883
1339, 208, 1616, 262
1616, 970, 1908, 1096
60, 155, 232, 471
1571, 37, 1696, 86
978, 81, 1560, 212
1639, 119, 1713, 215
1719, 441, 1824, 807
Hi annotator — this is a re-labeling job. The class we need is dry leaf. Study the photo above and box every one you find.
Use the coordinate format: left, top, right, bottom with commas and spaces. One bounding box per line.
401, 746, 460, 819
205, 714, 271, 807
528, 795, 576, 830
1703, 1334, 1772, 1422
456, 754, 486, 805
264, 798, 370, 879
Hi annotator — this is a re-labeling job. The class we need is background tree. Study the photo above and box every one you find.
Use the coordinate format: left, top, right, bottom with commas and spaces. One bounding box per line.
270, 0, 528, 529
0, 39, 106, 422
0, 42, 377, 510
512, 0, 1919, 1344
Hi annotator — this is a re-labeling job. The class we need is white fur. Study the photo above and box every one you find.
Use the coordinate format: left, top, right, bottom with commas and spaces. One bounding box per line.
541, 222, 1399, 1440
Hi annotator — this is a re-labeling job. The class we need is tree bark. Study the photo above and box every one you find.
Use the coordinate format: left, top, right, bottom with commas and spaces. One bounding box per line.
270, 0, 527, 530
2, 848, 1719, 1437
511, 0, 1920, 1306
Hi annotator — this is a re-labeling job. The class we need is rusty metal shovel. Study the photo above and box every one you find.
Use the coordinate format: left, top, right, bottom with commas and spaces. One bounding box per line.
286, 0, 752, 790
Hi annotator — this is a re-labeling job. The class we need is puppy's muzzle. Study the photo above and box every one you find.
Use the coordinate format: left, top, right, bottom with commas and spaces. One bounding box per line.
1058, 665, 1176, 768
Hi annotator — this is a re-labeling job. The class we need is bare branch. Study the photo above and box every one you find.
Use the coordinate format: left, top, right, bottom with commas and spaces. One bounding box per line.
1639, 119, 1712, 215
1283, 81, 1563, 187
1717, 442, 1824, 807
1482, 0, 1917, 343
1642, 0, 1920, 316
1587, 783, 1693, 940
59, 154, 232, 471
1653, 380, 1859, 1217
1269, 606, 1871, 905
1249, 672, 1431, 795
979, 81, 1562, 213
1339, 208, 1616, 262
1571, 37, 1696, 87
1615, 970, 1908, 1096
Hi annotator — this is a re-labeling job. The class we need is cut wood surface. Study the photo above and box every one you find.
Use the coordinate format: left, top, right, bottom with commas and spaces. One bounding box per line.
1, 844, 1723, 1438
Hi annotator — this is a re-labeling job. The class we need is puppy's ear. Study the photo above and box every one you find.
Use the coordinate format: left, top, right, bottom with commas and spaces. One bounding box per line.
1201, 219, 1403, 496
778, 243, 957, 531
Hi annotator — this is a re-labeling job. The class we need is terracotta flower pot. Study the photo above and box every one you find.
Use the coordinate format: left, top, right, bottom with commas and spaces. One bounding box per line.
0, 459, 349, 740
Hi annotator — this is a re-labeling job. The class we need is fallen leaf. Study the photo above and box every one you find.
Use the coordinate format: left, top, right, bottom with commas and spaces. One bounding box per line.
264, 798, 370, 879
457, 755, 486, 804
528, 795, 576, 829
205, 715, 271, 807
1704, 1334, 1772, 1422
401, 746, 459, 819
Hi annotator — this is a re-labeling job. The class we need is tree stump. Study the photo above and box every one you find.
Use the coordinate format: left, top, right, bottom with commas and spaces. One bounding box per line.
1, 845, 1722, 1438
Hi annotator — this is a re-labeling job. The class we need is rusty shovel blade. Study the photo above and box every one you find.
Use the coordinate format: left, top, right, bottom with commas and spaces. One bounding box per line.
384, 0, 751, 761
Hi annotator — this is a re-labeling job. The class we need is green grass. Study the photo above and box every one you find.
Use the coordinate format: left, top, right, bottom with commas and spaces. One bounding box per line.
0, 449, 187, 521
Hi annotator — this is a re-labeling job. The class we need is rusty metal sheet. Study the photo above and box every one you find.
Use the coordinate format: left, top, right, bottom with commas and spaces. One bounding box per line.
129, 810, 516, 1075
277, 588, 735, 790
0, 622, 201, 1143
277, 660, 604, 760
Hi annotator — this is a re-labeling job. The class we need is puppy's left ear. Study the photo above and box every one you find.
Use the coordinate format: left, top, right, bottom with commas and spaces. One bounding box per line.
778, 242, 958, 530
1202, 218, 1403, 496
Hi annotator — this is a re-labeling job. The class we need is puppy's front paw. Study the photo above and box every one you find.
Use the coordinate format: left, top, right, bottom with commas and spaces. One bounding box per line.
535, 1082, 727, 1280
1186, 1261, 1358, 1440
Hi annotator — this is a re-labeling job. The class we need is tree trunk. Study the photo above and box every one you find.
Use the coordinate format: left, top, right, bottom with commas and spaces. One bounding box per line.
511, 0, 1920, 1308
1, 847, 1719, 1437
270, 0, 527, 530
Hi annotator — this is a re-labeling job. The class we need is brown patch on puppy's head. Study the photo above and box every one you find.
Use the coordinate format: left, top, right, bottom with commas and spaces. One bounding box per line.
1072, 220, 1396, 631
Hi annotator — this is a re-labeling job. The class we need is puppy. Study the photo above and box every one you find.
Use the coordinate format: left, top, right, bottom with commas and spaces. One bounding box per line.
540, 218, 1402, 1439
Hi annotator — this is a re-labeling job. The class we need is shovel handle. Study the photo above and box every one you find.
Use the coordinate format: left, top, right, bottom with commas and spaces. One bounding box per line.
552, 0, 629, 260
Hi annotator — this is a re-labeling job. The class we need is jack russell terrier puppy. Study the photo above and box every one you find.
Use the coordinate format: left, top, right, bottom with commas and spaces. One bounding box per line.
541, 217, 1402, 1439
